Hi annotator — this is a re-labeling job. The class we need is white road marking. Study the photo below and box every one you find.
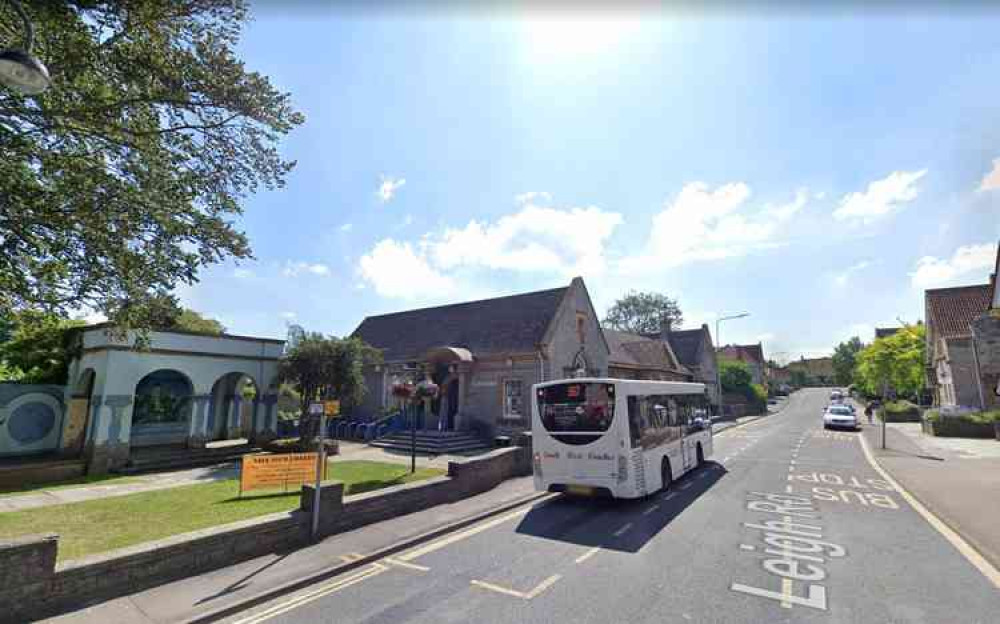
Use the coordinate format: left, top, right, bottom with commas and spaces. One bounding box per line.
383, 558, 430, 572
785, 485, 793, 493
643, 504, 660, 516
339, 553, 364, 562
739, 544, 756, 551
399, 504, 537, 562
859, 434, 1000, 589
613, 522, 633, 537
663, 492, 678, 500
470, 574, 562, 600
680, 482, 692, 490
575, 546, 601, 564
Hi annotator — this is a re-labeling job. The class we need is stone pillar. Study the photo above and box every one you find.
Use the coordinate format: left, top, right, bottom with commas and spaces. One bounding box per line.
85, 395, 132, 475
264, 394, 279, 434
187, 394, 212, 449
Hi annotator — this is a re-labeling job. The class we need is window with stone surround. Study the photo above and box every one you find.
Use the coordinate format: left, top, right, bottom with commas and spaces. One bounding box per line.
502, 379, 524, 420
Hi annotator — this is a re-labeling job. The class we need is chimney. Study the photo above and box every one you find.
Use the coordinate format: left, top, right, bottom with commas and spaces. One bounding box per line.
659, 317, 672, 341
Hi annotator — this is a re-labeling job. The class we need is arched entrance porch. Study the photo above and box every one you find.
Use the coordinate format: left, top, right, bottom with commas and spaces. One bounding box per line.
207, 372, 259, 442
424, 347, 472, 431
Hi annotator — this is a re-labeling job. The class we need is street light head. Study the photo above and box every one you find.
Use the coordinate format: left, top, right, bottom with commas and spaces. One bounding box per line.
0, 47, 50, 94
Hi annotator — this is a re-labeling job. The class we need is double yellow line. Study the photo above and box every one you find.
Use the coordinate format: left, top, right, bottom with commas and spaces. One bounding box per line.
228, 563, 388, 624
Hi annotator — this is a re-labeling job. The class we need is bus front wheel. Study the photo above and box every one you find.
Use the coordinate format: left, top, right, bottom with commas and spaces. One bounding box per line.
661, 459, 672, 492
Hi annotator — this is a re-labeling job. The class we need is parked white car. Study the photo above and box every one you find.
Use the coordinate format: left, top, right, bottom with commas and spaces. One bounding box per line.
823, 404, 858, 430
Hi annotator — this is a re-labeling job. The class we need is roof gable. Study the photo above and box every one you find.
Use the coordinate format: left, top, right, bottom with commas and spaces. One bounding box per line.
604, 328, 685, 372
926, 283, 992, 339
666, 328, 708, 366
719, 343, 764, 365
351, 285, 569, 361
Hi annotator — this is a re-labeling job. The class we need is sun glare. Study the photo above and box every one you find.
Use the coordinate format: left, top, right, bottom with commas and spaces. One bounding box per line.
520, 14, 643, 62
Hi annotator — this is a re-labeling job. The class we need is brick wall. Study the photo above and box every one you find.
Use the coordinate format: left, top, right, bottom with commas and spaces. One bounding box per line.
0, 446, 531, 623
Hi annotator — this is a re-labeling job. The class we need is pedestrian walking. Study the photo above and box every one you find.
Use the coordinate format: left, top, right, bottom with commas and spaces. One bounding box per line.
865, 402, 874, 425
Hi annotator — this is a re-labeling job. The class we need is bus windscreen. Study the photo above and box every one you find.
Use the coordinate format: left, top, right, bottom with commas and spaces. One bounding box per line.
537, 383, 615, 433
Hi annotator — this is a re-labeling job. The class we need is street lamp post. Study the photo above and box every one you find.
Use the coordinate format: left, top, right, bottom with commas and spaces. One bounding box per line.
0, 0, 51, 94
715, 312, 750, 420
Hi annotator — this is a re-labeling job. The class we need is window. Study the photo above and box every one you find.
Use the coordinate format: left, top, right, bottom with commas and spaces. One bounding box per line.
627, 393, 682, 450
503, 379, 524, 420
537, 382, 615, 432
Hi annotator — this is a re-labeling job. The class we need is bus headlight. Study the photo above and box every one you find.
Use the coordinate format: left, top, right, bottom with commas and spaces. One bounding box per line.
617, 455, 628, 482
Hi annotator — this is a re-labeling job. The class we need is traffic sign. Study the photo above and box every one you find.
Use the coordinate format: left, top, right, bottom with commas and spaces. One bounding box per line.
324, 400, 340, 417
308, 402, 324, 415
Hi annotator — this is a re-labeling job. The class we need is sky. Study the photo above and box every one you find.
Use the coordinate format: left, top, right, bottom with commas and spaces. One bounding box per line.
175, 5, 1000, 363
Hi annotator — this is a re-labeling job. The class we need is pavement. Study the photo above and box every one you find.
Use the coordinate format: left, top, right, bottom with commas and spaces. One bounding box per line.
41, 389, 1000, 624
42, 476, 541, 624
0, 443, 492, 514
862, 420, 1000, 572
210, 388, 999, 624
0, 463, 239, 513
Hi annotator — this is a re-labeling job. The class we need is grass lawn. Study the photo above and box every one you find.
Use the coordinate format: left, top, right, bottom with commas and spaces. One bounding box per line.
0, 460, 443, 562
0, 474, 145, 497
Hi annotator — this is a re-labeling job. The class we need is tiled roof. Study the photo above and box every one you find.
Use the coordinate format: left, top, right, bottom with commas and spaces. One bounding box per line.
604, 329, 684, 373
718, 344, 765, 365
926, 283, 992, 339
351, 286, 568, 361
666, 328, 707, 366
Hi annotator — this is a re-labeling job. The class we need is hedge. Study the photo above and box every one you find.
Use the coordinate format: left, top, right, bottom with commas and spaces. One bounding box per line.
922, 410, 1000, 439
879, 400, 921, 423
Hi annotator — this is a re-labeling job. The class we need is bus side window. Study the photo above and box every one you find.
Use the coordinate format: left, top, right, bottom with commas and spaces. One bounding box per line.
627, 396, 642, 448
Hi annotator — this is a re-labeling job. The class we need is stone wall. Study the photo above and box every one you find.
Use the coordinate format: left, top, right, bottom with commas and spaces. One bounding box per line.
0, 445, 531, 623
944, 337, 982, 408
972, 313, 1000, 410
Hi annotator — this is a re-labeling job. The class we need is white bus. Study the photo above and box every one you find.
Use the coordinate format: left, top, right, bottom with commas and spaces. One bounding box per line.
532, 378, 713, 499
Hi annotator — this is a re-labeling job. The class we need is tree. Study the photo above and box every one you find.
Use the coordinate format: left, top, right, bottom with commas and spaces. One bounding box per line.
832, 336, 864, 386
0, 310, 86, 384
171, 309, 225, 335
855, 325, 926, 399
603, 291, 683, 335
719, 359, 753, 393
1, 1, 303, 331
277, 333, 381, 441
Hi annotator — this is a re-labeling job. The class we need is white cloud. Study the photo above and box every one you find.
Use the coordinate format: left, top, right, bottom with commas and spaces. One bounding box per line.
832, 260, 873, 287
515, 191, 552, 205
233, 268, 255, 279
282, 261, 331, 277
339, 223, 353, 233
910, 243, 996, 289
280, 311, 297, 320
978, 158, 1000, 192
619, 182, 807, 274
357, 195, 622, 299
757, 332, 776, 343
377, 175, 406, 203
814, 191, 827, 201
833, 169, 927, 224
429, 203, 622, 277
358, 239, 455, 299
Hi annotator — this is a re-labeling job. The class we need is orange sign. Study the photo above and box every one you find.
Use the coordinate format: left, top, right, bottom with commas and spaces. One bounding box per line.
240, 453, 322, 494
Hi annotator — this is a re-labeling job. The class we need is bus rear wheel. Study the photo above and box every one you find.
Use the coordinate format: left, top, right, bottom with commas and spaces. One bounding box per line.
661, 459, 672, 492
696, 443, 704, 467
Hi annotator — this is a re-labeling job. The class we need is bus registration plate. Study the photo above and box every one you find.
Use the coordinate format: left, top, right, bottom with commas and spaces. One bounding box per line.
567, 485, 594, 496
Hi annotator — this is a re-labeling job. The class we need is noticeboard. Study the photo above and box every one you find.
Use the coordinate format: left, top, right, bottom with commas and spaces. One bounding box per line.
240, 453, 323, 494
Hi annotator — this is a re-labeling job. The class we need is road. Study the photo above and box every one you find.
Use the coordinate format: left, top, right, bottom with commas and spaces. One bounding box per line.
220, 388, 1000, 624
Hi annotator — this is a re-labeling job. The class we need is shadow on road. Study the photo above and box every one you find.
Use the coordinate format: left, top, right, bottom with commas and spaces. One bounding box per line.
514, 461, 728, 553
